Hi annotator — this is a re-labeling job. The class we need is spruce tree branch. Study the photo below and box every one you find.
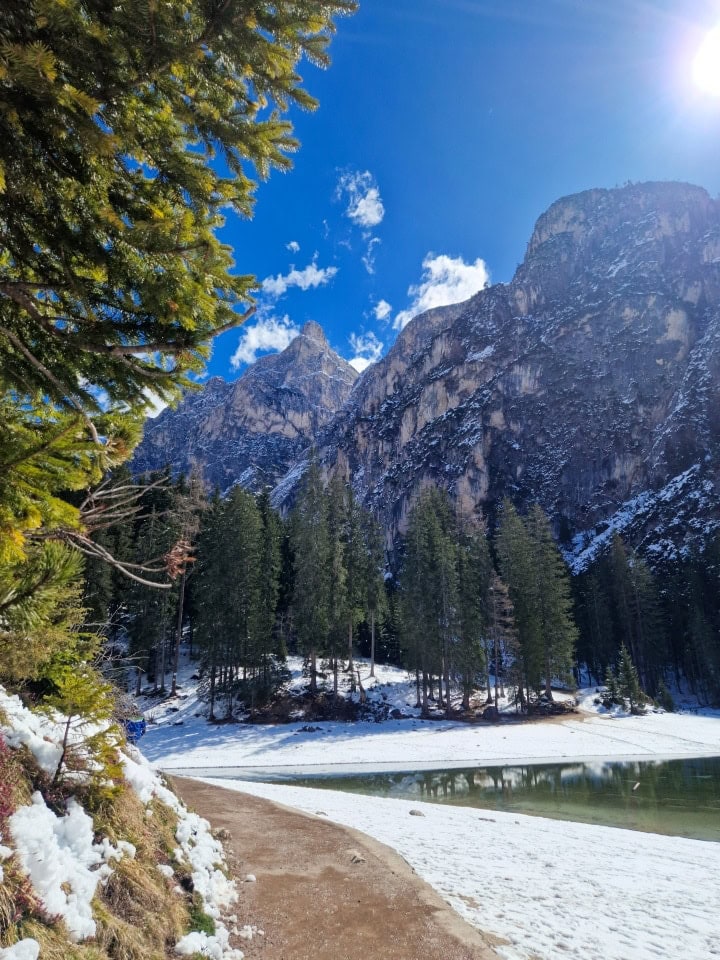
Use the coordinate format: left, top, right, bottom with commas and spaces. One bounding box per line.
0, 322, 101, 444
0, 419, 83, 476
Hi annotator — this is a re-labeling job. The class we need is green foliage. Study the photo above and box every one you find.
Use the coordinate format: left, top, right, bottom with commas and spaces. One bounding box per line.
291, 458, 331, 692
41, 662, 123, 799
602, 644, 647, 713
0, 542, 87, 681
399, 487, 460, 715
454, 526, 491, 707
192, 486, 285, 716
496, 500, 577, 702
657, 679, 675, 713
187, 896, 215, 937
0, 0, 356, 414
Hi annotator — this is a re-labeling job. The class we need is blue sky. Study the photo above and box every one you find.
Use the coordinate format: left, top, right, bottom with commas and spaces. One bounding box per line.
206, 0, 720, 379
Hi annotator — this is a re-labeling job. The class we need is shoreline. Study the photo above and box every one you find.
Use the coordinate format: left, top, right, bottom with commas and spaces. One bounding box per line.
211, 775, 720, 960
158, 745, 720, 780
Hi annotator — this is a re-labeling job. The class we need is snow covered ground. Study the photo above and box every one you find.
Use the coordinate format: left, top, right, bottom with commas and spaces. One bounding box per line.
141, 652, 720, 775
205, 777, 720, 960
136, 650, 720, 960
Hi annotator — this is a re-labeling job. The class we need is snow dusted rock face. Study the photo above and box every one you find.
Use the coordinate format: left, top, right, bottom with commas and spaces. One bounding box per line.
278, 181, 720, 565
132, 320, 358, 493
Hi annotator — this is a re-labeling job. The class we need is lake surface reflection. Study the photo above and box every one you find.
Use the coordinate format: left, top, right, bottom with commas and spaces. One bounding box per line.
278, 757, 720, 841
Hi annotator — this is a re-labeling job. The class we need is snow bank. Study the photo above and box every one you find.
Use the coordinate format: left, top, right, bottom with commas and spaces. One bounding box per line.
9, 793, 125, 940
0, 941, 40, 960
122, 748, 243, 959
0, 688, 62, 776
0, 683, 244, 960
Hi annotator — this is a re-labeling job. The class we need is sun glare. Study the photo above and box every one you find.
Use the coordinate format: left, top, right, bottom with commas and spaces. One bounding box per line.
693, 25, 720, 96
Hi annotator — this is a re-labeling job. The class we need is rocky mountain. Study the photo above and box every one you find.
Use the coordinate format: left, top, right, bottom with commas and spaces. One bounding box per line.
135, 181, 720, 569
282, 181, 720, 568
132, 320, 358, 492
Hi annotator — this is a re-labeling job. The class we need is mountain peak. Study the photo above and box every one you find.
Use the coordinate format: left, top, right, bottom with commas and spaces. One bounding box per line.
299, 320, 327, 344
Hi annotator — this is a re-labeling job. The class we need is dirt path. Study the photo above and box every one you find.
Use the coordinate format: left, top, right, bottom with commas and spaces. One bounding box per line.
171, 777, 501, 960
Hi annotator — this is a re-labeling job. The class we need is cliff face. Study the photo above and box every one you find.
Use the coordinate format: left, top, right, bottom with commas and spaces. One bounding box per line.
132, 321, 358, 492
134, 182, 720, 568
294, 182, 720, 566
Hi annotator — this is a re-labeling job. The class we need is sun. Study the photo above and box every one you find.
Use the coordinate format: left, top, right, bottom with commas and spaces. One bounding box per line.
693, 25, 720, 96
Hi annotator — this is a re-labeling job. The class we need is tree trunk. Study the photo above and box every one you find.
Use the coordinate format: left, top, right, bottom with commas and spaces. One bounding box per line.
444, 658, 451, 718
545, 656, 553, 699
494, 631, 500, 707
310, 648, 317, 696
209, 663, 216, 721
422, 670, 429, 717
171, 571, 186, 697
333, 655, 338, 698
370, 611, 376, 677
348, 619, 356, 692
415, 667, 421, 708
159, 628, 167, 694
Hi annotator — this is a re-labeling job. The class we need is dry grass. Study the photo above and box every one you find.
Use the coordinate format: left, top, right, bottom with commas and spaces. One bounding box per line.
9, 918, 106, 959
0, 766, 196, 960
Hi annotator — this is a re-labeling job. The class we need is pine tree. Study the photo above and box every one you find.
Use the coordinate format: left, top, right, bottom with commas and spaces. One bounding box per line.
193, 493, 227, 720
325, 477, 349, 697
257, 488, 283, 664
361, 510, 387, 677
341, 484, 366, 691
608, 534, 666, 694
291, 459, 331, 695
399, 487, 459, 717
0, 0, 356, 415
487, 572, 520, 708
454, 526, 491, 710
524, 504, 577, 699
496, 500, 541, 706
617, 644, 644, 712
216, 488, 264, 713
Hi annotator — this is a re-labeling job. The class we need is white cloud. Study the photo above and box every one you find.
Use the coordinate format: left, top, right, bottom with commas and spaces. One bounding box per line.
231, 315, 299, 369
286, 240, 300, 253
373, 299, 392, 321
337, 171, 385, 229
362, 237, 381, 275
393, 254, 490, 330
263, 261, 338, 299
348, 331, 384, 373
143, 389, 168, 419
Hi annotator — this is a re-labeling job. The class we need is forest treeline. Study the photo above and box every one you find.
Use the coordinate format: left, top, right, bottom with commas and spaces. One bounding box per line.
86, 463, 720, 716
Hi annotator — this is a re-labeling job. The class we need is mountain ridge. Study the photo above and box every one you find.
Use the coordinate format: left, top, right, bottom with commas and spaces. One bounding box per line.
133, 181, 720, 566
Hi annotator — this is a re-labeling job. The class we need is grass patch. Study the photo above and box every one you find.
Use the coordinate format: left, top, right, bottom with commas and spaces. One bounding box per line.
187, 894, 215, 937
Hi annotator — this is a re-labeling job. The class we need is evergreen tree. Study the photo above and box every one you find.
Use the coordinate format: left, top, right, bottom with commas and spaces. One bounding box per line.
524, 504, 577, 698
361, 510, 387, 677
325, 477, 349, 697
454, 526, 492, 710
291, 459, 331, 695
257, 488, 283, 663
496, 500, 541, 706
608, 535, 666, 694
193, 493, 227, 720
399, 488, 459, 717
341, 484, 366, 691
221, 488, 264, 712
0, 0, 356, 414
487, 572, 520, 708
617, 644, 644, 712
